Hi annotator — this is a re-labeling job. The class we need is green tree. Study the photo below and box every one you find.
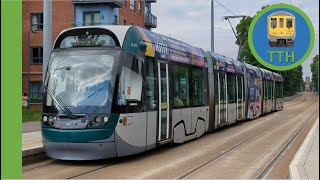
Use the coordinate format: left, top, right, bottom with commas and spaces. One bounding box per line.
310, 55, 319, 92
235, 5, 304, 96
235, 6, 267, 66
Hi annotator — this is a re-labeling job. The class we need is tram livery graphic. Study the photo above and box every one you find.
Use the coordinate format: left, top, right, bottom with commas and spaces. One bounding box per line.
268, 11, 296, 47
42, 26, 284, 160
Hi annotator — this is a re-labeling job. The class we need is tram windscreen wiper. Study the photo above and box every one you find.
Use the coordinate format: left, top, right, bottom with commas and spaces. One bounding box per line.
44, 86, 75, 119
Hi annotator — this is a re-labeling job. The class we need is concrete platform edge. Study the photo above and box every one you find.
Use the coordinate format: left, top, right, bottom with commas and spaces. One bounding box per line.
289, 118, 319, 179
22, 146, 44, 157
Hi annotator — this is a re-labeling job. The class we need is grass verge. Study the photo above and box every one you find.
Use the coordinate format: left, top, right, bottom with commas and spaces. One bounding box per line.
22, 109, 41, 122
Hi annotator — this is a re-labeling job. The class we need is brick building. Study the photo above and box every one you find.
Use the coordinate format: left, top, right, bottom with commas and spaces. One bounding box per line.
22, 0, 157, 109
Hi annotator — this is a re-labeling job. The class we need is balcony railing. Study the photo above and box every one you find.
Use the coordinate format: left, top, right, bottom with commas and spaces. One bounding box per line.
145, 13, 157, 28
73, 22, 118, 27
145, 0, 157, 3
72, 0, 124, 7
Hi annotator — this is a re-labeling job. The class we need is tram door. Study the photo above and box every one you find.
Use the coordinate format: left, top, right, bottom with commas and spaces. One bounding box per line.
157, 61, 171, 142
218, 73, 227, 124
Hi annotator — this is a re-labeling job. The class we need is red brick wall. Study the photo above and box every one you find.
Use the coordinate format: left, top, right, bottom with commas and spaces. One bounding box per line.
22, 0, 73, 109
120, 0, 145, 27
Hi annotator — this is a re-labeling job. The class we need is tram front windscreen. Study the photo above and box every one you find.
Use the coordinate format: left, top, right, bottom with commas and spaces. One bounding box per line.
44, 49, 121, 114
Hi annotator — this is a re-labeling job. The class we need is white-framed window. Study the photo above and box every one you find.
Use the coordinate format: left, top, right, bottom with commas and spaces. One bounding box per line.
31, 47, 43, 64
130, 0, 135, 10
30, 81, 43, 103
138, 1, 141, 14
31, 13, 43, 30
83, 11, 101, 26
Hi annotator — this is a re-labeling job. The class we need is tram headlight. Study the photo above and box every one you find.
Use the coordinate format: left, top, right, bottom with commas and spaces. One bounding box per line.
94, 116, 100, 123
103, 117, 109, 123
43, 116, 47, 122
48, 116, 53, 122
52, 116, 57, 125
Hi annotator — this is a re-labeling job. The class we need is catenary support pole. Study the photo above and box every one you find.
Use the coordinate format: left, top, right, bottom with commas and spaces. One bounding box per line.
211, 0, 214, 52
43, 0, 52, 81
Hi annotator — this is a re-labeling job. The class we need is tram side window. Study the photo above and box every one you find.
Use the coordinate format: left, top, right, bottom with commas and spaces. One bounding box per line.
275, 83, 278, 98
268, 81, 272, 99
237, 76, 243, 103
264, 81, 268, 99
173, 63, 190, 108
146, 58, 157, 111
276, 82, 283, 98
191, 67, 205, 106
215, 73, 218, 105
272, 82, 275, 98
117, 57, 144, 107
227, 75, 236, 103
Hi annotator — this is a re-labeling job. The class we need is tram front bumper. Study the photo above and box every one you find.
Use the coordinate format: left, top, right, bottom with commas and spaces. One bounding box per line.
43, 140, 116, 160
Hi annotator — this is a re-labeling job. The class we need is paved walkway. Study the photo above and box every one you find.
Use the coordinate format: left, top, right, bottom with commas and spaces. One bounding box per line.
22, 131, 43, 157
290, 118, 319, 180
22, 121, 41, 133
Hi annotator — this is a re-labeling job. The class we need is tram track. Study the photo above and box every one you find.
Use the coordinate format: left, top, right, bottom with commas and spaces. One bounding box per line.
23, 93, 318, 179
174, 93, 318, 179
283, 93, 306, 108
65, 162, 116, 179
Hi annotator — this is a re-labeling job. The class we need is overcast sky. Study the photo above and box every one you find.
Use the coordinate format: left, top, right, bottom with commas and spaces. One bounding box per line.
152, 0, 319, 79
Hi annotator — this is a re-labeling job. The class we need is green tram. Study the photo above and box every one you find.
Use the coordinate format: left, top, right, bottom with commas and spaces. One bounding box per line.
42, 26, 283, 160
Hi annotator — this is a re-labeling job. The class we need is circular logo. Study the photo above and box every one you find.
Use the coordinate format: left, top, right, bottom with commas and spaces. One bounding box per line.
248, 4, 315, 71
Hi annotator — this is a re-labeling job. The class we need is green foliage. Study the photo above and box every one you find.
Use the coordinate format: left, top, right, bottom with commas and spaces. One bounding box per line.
235, 5, 304, 96
277, 66, 304, 96
310, 55, 319, 91
22, 109, 42, 122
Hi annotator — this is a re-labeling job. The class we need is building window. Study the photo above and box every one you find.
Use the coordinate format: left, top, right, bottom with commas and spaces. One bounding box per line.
130, 0, 135, 10
83, 11, 101, 26
123, 19, 127, 25
31, 47, 43, 64
31, 13, 43, 30
145, 5, 150, 16
114, 15, 118, 25
30, 81, 43, 103
138, 1, 141, 14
